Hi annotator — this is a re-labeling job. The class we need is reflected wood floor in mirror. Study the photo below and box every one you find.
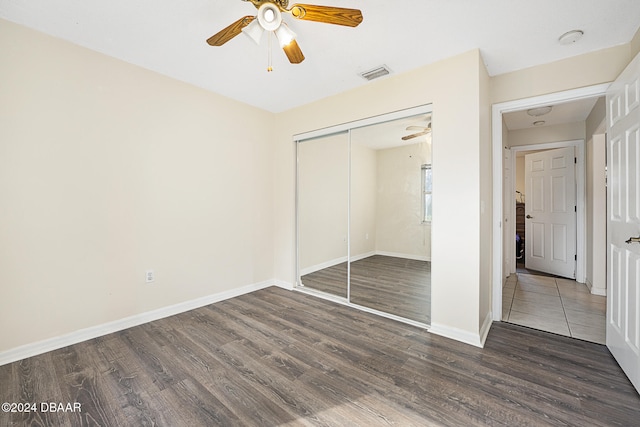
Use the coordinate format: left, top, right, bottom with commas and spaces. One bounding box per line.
1, 287, 638, 426
301, 255, 430, 324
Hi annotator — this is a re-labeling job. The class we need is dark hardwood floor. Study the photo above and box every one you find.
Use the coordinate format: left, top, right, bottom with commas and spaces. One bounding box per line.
1, 286, 638, 426
301, 255, 431, 324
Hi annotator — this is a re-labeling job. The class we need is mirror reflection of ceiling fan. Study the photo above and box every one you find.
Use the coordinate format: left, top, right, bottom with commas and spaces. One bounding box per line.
402, 123, 432, 141
206, 0, 363, 68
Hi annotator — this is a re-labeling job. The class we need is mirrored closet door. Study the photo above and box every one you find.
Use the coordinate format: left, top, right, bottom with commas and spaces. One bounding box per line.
297, 106, 432, 326
297, 131, 349, 298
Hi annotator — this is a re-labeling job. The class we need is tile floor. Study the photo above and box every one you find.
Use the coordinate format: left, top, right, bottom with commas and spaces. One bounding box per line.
502, 272, 607, 344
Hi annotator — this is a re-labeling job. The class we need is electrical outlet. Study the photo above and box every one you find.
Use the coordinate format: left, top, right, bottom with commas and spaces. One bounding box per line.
145, 270, 155, 283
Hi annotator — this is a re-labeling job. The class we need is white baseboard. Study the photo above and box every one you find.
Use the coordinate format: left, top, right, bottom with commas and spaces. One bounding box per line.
429, 322, 484, 348
479, 311, 493, 347
351, 251, 377, 262
375, 251, 430, 262
0, 279, 275, 367
300, 251, 429, 276
274, 279, 294, 290
585, 279, 607, 296
300, 256, 347, 275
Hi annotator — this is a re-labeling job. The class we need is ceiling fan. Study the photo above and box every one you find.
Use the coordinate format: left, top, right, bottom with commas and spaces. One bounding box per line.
402, 124, 432, 141
206, 0, 363, 67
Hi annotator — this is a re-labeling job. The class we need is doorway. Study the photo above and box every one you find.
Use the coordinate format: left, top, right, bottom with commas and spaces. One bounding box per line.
491, 84, 610, 334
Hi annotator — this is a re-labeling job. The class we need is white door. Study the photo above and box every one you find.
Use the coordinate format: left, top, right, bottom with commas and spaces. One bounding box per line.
524, 147, 576, 278
606, 52, 640, 393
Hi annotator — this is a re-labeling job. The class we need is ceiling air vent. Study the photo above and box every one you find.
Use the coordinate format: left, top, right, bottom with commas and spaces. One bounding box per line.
359, 65, 391, 81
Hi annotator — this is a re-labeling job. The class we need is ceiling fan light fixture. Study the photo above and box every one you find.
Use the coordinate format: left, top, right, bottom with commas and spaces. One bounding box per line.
275, 23, 296, 48
257, 2, 282, 31
533, 120, 546, 126
526, 106, 553, 117
242, 19, 264, 44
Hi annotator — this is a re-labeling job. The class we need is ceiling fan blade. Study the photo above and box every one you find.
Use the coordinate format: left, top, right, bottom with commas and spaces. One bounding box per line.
288, 4, 363, 27
402, 131, 429, 141
283, 39, 305, 64
206, 16, 255, 46
406, 126, 425, 131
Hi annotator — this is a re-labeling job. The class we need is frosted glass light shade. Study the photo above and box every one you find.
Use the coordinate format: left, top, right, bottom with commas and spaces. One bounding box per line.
242, 19, 264, 45
275, 23, 296, 48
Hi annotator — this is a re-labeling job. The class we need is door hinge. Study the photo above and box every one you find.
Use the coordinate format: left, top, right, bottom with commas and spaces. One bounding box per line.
574, 157, 577, 164
575, 205, 577, 212
575, 254, 577, 261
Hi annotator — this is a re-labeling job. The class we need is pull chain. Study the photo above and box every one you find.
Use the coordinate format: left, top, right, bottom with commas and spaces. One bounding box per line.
267, 31, 273, 72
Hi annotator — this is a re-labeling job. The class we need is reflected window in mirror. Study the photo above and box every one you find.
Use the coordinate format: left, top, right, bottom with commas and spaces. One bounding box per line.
422, 164, 432, 223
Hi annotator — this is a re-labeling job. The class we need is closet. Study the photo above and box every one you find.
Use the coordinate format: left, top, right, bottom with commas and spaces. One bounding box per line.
296, 105, 433, 326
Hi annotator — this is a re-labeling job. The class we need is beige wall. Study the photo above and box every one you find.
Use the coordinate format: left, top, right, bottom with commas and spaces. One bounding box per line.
509, 122, 586, 147
375, 143, 431, 260
298, 134, 349, 272
0, 20, 275, 353
350, 142, 378, 259
491, 45, 634, 105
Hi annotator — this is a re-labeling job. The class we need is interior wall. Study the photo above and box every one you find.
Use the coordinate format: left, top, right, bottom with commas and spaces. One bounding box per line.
585, 97, 606, 295
297, 134, 349, 272
350, 142, 378, 260
631, 25, 640, 58
491, 45, 635, 105
0, 20, 275, 354
509, 122, 586, 147
375, 142, 431, 260
275, 50, 487, 343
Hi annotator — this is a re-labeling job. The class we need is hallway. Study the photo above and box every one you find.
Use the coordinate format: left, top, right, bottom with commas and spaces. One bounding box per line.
502, 272, 606, 344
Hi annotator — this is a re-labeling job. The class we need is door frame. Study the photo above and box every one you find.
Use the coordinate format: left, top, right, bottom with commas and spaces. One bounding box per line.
491, 83, 610, 321
510, 140, 584, 277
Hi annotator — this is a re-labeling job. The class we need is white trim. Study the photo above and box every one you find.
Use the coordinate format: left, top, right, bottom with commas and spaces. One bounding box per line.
0, 280, 275, 367
429, 322, 484, 348
294, 104, 433, 142
300, 255, 348, 275
301, 251, 428, 276
352, 251, 377, 262
492, 83, 610, 321
587, 279, 607, 296
479, 311, 493, 347
375, 251, 430, 262
274, 279, 295, 290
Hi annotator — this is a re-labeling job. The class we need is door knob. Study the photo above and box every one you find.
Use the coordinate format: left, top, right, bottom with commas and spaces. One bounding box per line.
526, 215, 533, 219
625, 236, 640, 244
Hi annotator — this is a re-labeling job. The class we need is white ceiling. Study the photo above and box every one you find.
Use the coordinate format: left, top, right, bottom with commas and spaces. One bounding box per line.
503, 97, 601, 130
2, 0, 640, 113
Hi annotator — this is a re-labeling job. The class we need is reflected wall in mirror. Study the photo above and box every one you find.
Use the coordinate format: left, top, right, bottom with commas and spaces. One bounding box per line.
297, 106, 432, 326
298, 132, 349, 298
349, 114, 432, 324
